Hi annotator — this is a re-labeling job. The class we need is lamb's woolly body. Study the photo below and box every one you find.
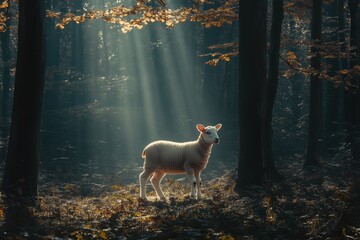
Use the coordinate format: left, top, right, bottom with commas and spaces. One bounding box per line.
139, 123, 222, 201
142, 136, 212, 174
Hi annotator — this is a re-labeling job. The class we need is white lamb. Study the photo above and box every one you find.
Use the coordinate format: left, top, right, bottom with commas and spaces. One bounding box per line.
139, 123, 222, 201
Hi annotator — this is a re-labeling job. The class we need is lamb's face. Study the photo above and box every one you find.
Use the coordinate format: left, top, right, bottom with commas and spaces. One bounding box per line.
197, 124, 222, 144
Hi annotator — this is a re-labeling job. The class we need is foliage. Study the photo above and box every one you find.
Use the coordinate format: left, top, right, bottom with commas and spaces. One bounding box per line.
47, 0, 239, 33
282, 48, 360, 91
199, 42, 239, 67
0, 0, 9, 32
0, 152, 359, 239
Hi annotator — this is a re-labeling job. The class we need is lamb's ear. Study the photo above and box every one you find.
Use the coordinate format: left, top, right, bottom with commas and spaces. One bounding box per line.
196, 124, 206, 133
215, 123, 222, 130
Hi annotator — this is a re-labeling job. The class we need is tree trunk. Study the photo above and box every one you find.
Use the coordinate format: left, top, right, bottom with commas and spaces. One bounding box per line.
1, 13, 11, 117
261, 0, 284, 183
349, 0, 359, 123
1, 0, 45, 198
305, 0, 323, 167
0, 4, 11, 162
237, 0, 267, 187
323, 0, 340, 152
348, 0, 359, 158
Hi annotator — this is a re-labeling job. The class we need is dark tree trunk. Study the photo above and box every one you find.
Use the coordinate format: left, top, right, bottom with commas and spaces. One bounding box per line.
305, 0, 323, 167
261, 0, 284, 183
288, 16, 302, 129
338, 0, 346, 123
349, 0, 359, 123
1, 0, 45, 198
237, 0, 267, 187
1, 15, 11, 117
0, 4, 11, 162
357, 3, 360, 127
348, 0, 359, 158
323, 0, 340, 152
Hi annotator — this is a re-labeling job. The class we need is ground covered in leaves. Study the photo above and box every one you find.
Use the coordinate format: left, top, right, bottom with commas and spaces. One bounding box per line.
0, 154, 360, 239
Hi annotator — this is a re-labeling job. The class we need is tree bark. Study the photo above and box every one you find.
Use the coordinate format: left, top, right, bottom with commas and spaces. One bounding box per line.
237, 0, 267, 187
261, 0, 284, 183
305, 0, 323, 167
1, 11, 11, 117
323, 0, 340, 152
1, 0, 45, 198
348, 0, 359, 158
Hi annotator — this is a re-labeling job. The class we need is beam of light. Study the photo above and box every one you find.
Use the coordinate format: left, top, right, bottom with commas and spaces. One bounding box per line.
56, 0, 238, 184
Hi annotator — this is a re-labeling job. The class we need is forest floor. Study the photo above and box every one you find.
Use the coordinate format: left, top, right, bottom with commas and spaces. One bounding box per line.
0, 154, 360, 239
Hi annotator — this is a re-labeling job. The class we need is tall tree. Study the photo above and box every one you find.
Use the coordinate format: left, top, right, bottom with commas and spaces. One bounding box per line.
237, 0, 267, 186
348, 0, 359, 123
305, 0, 323, 166
1, 0, 45, 198
323, 0, 340, 151
1, 6, 11, 117
342, 0, 359, 159
262, 0, 284, 182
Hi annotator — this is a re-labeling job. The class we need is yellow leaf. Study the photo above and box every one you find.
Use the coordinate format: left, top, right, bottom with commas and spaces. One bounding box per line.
339, 69, 350, 75
56, 23, 65, 30
324, 54, 337, 59
205, 59, 219, 67
286, 2, 295, 7
99, 231, 108, 240
287, 51, 297, 60
0, 1, 8, 9
166, 19, 174, 27
112, 185, 122, 190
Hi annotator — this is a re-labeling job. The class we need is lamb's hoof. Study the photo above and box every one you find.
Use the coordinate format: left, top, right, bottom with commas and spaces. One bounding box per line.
139, 196, 149, 202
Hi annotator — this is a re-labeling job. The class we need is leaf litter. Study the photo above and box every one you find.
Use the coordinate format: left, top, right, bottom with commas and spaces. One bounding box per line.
0, 154, 359, 239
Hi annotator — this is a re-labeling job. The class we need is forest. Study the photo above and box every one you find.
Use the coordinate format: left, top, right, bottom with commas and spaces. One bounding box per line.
0, 0, 359, 239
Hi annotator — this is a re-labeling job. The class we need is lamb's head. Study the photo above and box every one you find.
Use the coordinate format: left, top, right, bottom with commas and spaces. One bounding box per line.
196, 123, 222, 144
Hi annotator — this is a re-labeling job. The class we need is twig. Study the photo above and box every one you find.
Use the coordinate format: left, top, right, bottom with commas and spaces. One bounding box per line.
280, 56, 309, 74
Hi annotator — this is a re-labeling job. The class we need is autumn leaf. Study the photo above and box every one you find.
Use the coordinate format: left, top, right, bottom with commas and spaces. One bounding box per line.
112, 185, 122, 190
286, 2, 295, 8
99, 231, 108, 240
166, 19, 174, 27
338, 69, 350, 75
56, 23, 65, 30
323, 54, 337, 59
219, 55, 231, 62
287, 51, 297, 60
206, 59, 219, 67
0, 0, 8, 9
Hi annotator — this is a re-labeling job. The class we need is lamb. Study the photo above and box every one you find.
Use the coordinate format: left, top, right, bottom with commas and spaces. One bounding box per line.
139, 123, 222, 201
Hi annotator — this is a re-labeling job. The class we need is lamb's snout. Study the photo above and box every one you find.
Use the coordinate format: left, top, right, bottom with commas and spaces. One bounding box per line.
214, 138, 220, 144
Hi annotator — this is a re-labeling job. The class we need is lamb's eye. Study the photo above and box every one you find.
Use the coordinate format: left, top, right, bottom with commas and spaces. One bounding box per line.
206, 131, 211, 135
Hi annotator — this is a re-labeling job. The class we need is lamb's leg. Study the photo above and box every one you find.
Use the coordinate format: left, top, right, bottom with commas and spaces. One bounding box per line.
195, 171, 202, 200
150, 171, 166, 201
185, 167, 196, 198
139, 169, 153, 200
